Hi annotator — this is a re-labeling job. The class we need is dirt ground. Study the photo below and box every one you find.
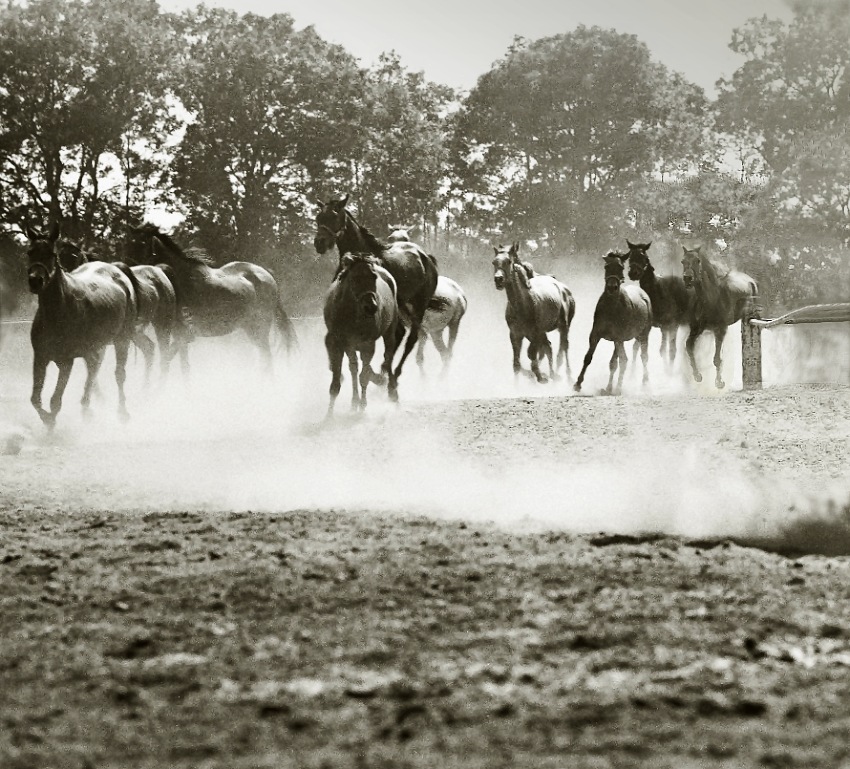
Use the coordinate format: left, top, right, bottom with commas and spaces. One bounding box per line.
1, 290, 849, 767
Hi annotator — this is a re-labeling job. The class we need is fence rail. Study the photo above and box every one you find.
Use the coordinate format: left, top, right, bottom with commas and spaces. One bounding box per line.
742, 300, 850, 390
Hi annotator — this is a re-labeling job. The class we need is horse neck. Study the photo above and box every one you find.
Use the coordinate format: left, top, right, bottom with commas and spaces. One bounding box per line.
504, 266, 534, 314
638, 264, 660, 296
694, 257, 724, 306
39, 267, 72, 320
337, 214, 380, 258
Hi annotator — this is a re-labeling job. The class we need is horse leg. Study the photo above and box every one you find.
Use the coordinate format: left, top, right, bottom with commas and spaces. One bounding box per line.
616, 341, 631, 394
81, 349, 106, 419
114, 340, 131, 422
154, 322, 172, 383
528, 339, 546, 383
540, 336, 555, 381
416, 329, 427, 376
685, 324, 703, 383
574, 332, 600, 392
444, 317, 462, 375
133, 330, 155, 387
325, 334, 344, 417
510, 328, 523, 377
605, 345, 619, 395
31, 354, 53, 427
347, 348, 361, 411
713, 326, 728, 389
431, 330, 450, 374
46, 360, 74, 430
392, 311, 424, 382
667, 325, 679, 369
358, 341, 378, 411
383, 322, 403, 402
640, 331, 650, 387
631, 339, 640, 378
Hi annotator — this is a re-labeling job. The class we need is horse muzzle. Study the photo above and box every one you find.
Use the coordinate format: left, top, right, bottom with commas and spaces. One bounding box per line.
314, 234, 333, 255
627, 265, 642, 281
493, 274, 505, 290
605, 277, 622, 294
683, 275, 695, 288
359, 294, 379, 316
27, 266, 49, 294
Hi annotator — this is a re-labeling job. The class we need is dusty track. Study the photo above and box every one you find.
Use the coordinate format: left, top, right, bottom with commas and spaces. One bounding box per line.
1, 293, 849, 767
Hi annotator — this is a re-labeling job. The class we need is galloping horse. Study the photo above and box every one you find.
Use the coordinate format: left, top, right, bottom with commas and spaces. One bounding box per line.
574, 252, 652, 395
492, 242, 575, 383
314, 195, 438, 386
323, 253, 403, 415
383, 226, 468, 375
625, 240, 692, 368
125, 223, 297, 373
57, 238, 179, 383
26, 224, 138, 428
681, 245, 758, 389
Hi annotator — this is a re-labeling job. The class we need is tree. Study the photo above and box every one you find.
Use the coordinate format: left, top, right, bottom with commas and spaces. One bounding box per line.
0, 0, 176, 243
168, 8, 365, 261
353, 53, 456, 238
448, 27, 707, 252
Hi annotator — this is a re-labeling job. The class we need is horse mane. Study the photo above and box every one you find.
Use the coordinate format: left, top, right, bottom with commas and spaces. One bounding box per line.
693, 248, 732, 283
342, 208, 388, 254
143, 224, 214, 266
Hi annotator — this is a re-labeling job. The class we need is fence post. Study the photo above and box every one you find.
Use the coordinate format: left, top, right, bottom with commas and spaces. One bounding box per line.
741, 294, 762, 390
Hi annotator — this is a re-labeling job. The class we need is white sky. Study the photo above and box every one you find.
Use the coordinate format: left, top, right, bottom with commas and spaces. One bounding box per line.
159, 0, 793, 94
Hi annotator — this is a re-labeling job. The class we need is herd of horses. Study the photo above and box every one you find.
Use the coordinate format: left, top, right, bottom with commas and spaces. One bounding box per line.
19, 195, 758, 427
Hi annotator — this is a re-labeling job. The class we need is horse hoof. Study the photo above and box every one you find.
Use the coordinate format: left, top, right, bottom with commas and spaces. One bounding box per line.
573, 383, 582, 393
717, 380, 726, 390
693, 373, 703, 383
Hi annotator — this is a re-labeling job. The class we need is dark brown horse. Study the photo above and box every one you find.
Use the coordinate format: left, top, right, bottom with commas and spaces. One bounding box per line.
324, 253, 403, 415
125, 223, 297, 373
681, 245, 758, 389
625, 240, 692, 369
492, 242, 575, 383
26, 224, 138, 428
574, 252, 652, 395
57, 238, 180, 383
314, 194, 438, 386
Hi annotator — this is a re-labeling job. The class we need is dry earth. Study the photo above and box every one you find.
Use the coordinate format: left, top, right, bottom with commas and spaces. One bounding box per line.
1, 298, 849, 768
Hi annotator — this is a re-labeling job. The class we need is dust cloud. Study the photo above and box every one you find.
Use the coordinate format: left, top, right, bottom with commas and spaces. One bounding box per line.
0, 263, 847, 552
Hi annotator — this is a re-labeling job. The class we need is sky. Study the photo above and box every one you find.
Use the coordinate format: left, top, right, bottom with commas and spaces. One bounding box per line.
158, 0, 794, 95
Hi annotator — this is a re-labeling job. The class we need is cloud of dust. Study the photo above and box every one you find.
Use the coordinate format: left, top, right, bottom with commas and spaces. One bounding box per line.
0, 258, 846, 553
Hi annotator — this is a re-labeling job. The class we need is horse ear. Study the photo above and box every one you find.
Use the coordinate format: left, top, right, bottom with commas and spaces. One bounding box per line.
626, 240, 636, 249
644, 241, 652, 250
315, 198, 325, 208
25, 226, 41, 241
493, 246, 499, 256
512, 240, 520, 254
340, 193, 350, 207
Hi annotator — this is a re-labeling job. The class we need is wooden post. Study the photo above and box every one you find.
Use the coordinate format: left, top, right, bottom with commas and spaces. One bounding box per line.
741, 294, 762, 390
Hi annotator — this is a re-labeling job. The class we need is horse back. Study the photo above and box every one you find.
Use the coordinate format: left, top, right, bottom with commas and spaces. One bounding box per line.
381, 242, 438, 305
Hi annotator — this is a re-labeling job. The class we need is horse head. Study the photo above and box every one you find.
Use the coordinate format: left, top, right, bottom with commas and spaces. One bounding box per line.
124, 221, 163, 264
603, 251, 628, 295
681, 245, 703, 288
626, 240, 652, 281
314, 194, 350, 254
56, 238, 89, 272
25, 223, 60, 294
491, 243, 513, 290
341, 253, 384, 317
387, 224, 416, 243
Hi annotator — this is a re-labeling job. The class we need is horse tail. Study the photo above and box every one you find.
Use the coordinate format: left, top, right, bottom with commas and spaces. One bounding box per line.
113, 262, 141, 332
275, 296, 298, 354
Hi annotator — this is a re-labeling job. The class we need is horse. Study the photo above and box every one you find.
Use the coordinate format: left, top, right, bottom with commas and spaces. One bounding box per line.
323, 253, 403, 415
574, 252, 652, 395
681, 245, 758, 389
491, 242, 575, 383
417, 275, 468, 375
625, 240, 692, 369
125, 223, 297, 374
382, 226, 468, 376
26, 224, 138, 428
314, 194, 438, 386
57, 238, 180, 384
